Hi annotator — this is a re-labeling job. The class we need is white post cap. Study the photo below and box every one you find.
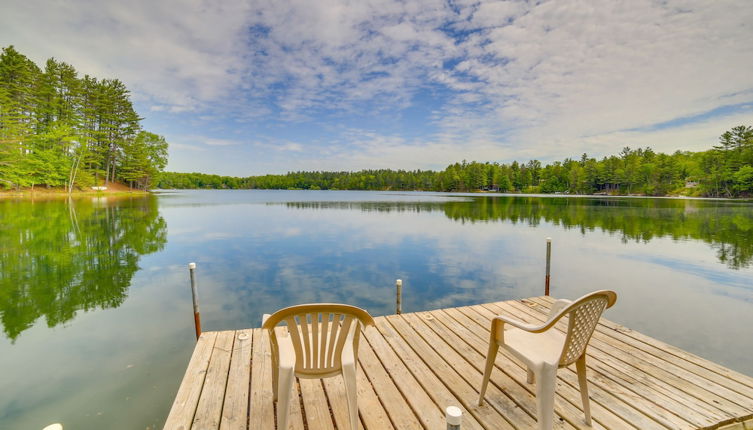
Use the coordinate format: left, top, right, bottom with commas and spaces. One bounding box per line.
396, 279, 402, 286
446, 405, 462, 425
546, 237, 552, 243
188, 262, 196, 269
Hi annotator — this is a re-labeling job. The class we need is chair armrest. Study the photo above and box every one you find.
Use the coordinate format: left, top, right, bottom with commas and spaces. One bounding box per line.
493, 314, 546, 332
548, 299, 572, 319
493, 303, 572, 334
263, 314, 290, 338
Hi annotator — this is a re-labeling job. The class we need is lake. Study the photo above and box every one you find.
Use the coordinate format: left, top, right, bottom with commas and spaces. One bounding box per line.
1, 190, 752, 429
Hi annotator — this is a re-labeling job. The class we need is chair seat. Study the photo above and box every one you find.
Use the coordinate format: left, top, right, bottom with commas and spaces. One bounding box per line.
503, 327, 565, 367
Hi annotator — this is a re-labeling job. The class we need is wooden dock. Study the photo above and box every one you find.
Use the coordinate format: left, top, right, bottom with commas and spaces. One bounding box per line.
164, 296, 753, 429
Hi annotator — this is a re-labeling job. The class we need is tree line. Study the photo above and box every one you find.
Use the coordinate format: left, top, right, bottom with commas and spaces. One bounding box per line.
157, 125, 753, 197
0, 46, 168, 191
156, 169, 437, 191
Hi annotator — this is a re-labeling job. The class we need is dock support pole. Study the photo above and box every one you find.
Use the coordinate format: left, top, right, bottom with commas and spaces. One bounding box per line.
446, 406, 462, 429
545, 237, 552, 296
396, 279, 402, 315
188, 262, 202, 340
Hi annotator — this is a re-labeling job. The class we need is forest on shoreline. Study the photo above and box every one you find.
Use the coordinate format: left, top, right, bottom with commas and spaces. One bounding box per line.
0, 46, 167, 192
158, 125, 753, 198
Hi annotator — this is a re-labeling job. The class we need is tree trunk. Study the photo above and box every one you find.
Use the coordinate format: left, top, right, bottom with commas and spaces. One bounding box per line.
104, 157, 110, 185
68, 154, 82, 194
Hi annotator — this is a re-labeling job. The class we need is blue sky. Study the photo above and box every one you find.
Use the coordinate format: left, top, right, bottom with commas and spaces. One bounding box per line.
2, 0, 752, 176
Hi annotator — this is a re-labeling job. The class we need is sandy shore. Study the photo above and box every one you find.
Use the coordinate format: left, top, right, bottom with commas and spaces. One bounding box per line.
0, 182, 150, 199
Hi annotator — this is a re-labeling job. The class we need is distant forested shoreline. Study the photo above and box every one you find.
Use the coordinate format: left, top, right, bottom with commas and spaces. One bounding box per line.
0, 46, 167, 192
158, 125, 753, 198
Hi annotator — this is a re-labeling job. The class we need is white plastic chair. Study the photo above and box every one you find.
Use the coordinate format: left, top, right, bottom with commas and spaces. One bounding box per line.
478, 290, 617, 430
262, 303, 375, 430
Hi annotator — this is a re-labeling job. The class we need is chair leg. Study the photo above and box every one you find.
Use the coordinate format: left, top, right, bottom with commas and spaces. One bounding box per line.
478, 335, 498, 406
342, 363, 359, 430
276, 367, 294, 430
534, 365, 557, 430
272, 365, 279, 402
576, 355, 592, 425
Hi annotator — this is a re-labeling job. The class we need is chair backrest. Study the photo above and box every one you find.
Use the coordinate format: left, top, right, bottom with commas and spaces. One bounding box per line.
558, 290, 617, 366
262, 303, 375, 376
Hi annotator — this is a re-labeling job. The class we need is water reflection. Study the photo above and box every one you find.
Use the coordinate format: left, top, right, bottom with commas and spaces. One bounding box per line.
283, 196, 753, 269
0, 196, 167, 341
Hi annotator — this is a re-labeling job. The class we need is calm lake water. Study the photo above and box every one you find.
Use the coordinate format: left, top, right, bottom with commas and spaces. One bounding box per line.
1, 190, 752, 429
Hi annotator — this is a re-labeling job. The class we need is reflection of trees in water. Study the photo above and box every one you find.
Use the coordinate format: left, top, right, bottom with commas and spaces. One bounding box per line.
282, 201, 448, 213
285, 197, 753, 269
0, 196, 167, 341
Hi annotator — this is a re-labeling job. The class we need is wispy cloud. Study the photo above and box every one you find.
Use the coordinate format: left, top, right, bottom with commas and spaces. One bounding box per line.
253, 141, 304, 152
0, 0, 253, 112
168, 142, 206, 152
278, 142, 303, 152
204, 138, 241, 146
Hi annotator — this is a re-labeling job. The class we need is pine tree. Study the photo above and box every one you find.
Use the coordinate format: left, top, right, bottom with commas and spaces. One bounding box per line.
0, 46, 168, 191
0, 46, 41, 188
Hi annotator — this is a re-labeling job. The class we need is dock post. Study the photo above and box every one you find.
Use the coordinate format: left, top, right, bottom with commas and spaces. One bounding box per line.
188, 262, 202, 340
396, 279, 402, 314
446, 406, 462, 429
545, 237, 552, 296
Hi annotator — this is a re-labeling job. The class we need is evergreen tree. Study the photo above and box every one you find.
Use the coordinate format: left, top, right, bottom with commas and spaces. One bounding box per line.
0, 46, 168, 191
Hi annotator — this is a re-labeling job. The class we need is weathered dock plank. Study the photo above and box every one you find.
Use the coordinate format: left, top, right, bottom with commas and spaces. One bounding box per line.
165, 297, 753, 429
165, 331, 218, 429
248, 329, 273, 430
220, 329, 252, 430
193, 331, 235, 429
357, 335, 422, 429
362, 320, 442, 428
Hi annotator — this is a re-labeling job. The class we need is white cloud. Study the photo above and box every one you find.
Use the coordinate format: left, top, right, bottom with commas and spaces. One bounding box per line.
446, 0, 753, 156
243, 0, 459, 116
278, 142, 303, 152
235, 0, 753, 168
168, 142, 205, 152
0, 0, 253, 112
204, 138, 241, 146
252, 141, 304, 152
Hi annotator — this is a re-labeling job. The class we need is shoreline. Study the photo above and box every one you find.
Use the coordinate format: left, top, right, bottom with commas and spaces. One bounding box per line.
0, 189, 151, 200
0, 181, 152, 200
153, 188, 752, 202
